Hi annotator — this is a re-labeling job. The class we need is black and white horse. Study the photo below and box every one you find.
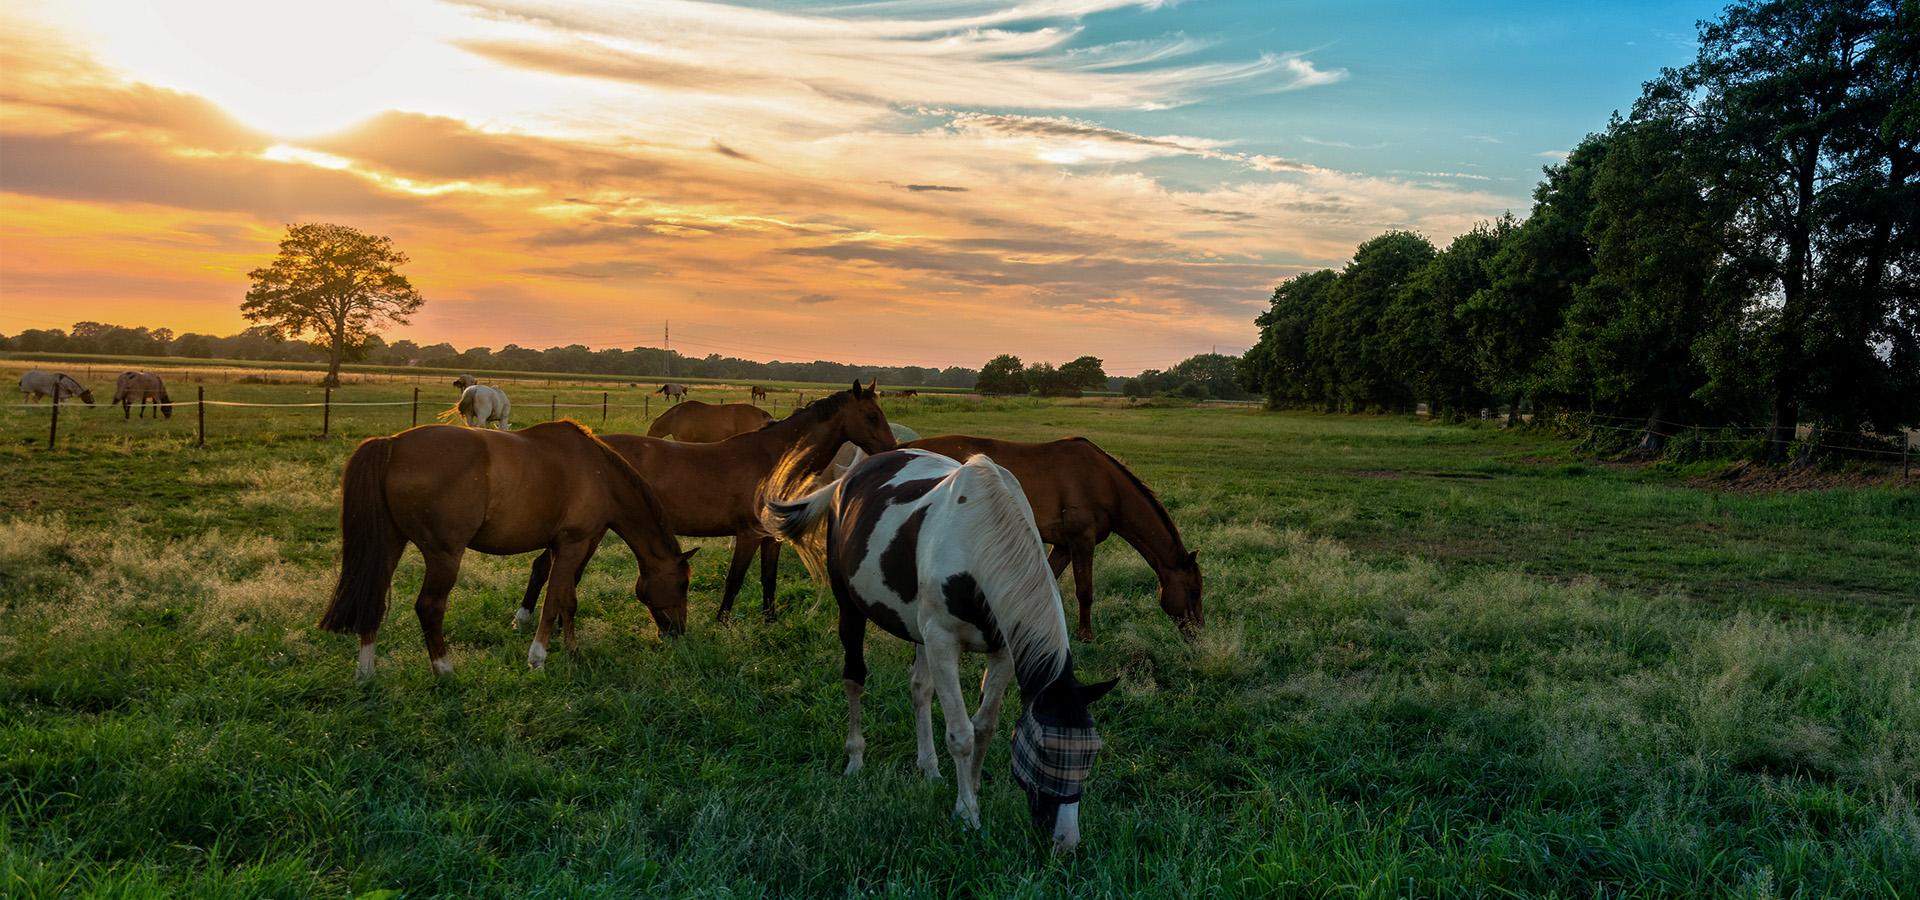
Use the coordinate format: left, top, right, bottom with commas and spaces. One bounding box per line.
763, 449, 1115, 852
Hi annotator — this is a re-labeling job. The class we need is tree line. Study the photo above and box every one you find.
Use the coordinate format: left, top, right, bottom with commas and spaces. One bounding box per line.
1241, 0, 1917, 460
0, 321, 981, 389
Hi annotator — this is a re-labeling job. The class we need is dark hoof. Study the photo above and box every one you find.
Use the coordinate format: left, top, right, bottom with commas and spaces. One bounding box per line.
1074, 627, 1095, 642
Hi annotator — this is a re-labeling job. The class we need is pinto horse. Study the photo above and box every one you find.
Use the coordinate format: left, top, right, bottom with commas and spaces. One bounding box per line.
905, 435, 1201, 640
645, 399, 773, 443
520, 382, 896, 626
763, 449, 1116, 852
320, 421, 695, 680
111, 371, 172, 419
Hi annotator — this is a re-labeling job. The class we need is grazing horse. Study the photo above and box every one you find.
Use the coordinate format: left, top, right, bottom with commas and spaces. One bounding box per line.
439, 377, 511, 430
111, 371, 172, 419
18, 370, 93, 405
906, 436, 1201, 640
319, 421, 695, 680
645, 399, 773, 443
750, 385, 769, 404
763, 449, 1116, 852
519, 382, 897, 626
656, 382, 689, 403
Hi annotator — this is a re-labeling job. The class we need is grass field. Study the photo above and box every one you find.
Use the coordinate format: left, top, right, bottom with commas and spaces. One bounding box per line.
3, 365, 1917, 896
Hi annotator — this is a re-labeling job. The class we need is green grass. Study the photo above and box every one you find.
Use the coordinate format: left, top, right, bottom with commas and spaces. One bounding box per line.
2, 371, 1916, 896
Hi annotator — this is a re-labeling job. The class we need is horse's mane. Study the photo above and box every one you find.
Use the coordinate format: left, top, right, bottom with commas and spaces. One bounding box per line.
542, 420, 677, 550
1075, 438, 1186, 553
952, 454, 1069, 689
758, 388, 854, 433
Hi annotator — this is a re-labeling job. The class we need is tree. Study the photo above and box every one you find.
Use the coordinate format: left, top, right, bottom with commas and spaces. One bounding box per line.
1316, 231, 1437, 412
1058, 356, 1108, 393
976, 354, 1028, 394
1244, 269, 1340, 408
242, 223, 424, 386
1384, 216, 1514, 420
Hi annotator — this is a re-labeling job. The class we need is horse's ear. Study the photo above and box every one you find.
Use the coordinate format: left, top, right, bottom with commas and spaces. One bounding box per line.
866, 378, 878, 392
679, 548, 699, 563
1078, 678, 1119, 705
850, 380, 865, 396
1187, 550, 1200, 566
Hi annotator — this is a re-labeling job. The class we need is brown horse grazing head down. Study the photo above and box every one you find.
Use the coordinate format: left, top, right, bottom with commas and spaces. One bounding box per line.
646, 399, 774, 443
320, 420, 695, 680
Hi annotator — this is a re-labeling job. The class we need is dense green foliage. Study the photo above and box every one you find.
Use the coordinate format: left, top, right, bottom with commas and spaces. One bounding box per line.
3, 372, 1915, 895
973, 354, 1108, 396
1122, 353, 1254, 401
242, 223, 424, 388
1243, 0, 1920, 456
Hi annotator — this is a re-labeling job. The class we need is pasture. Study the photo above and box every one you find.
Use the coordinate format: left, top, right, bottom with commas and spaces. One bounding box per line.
2, 366, 1917, 896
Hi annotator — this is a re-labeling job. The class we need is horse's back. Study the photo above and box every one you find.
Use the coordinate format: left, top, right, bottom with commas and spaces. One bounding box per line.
906, 435, 1109, 538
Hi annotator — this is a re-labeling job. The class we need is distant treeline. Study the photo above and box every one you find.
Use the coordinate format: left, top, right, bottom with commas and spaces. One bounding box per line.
1241, 0, 1918, 459
0, 323, 981, 388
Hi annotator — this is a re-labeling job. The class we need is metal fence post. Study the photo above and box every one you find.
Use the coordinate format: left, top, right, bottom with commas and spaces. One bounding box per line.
47, 391, 59, 450
322, 386, 332, 437
412, 387, 420, 427
197, 386, 205, 447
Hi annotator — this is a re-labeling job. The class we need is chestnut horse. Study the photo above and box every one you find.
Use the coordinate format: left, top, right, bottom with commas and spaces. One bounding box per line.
646, 399, 773, 443
320, 421, 695, 680
905, 435, 1201, 639
520, 382, 897, 625
751, 385, 770, 404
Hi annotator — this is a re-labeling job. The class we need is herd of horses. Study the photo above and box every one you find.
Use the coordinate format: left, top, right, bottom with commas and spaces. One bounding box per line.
18, 368, 172, 418
320, 379, 1202, 852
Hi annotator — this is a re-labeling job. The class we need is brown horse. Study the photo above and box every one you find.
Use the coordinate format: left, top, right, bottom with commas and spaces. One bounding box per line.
521, 382, 897, 625
320, 420, 696, 680
905, 435, 1201, 640
646, 399, 774, 443
111, 371, 172, 419
751, 385, 770, 404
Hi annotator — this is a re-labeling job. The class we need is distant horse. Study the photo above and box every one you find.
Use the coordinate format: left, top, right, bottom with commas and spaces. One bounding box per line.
763, 449, 1117, 852
319, 421, 696, 680
18, 370, 93, 405
656, 383, 689, 403
646, 399, 772, 443
751, 385, 769, 404
897, 389, 919, 398
439, 377, 511, 429
111, 371, 172, 419
520, 382, 897, 626
908, 435, 1201, 640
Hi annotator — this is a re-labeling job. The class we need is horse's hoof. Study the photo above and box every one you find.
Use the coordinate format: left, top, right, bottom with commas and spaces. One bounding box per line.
430, 657, 453, 676
513, 608, 532, 630
356, 645, 376, 682
1074, 627, 1095, 642
918, 762, 943, 782
527, 642, 548, 669
843, 757, 864, 776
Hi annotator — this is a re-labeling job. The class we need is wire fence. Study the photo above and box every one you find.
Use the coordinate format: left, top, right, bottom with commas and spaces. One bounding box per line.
1563, 411, 1916, 475
9, 385, 825, 451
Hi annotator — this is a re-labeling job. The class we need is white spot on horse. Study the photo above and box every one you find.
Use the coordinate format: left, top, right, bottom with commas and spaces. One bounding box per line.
1052, 802, 1081, 853
527, 640, 548, 669
513, 607, 533, 630
431, 657, 453, 676
356, 643, 376, 681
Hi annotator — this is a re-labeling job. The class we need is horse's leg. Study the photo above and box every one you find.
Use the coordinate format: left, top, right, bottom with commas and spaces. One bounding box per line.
924, 634, 980, 827
415, 547, 464, 676
1047, 544, 1070, 578
839, 603, 869, 775
355, 535, 408, 682
968, 647, 1015, 787
715, 535, 756, 623
757, 537, 779, 621
560, 536, 601, 652
911, 645, 941, 780
517, 550, 552, 630
1071, 542, 1096, 641
529, 540, 590, 668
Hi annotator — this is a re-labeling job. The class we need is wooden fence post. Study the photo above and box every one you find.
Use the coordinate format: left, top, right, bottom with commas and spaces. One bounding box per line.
550, 394, 557, 421
644, 395, 650, 421
47, 391, 59, 450
1904, 439, 1912, 479
196, 386, 205, 447
602, 391, 608, 423
412, 387, 420, 427
322, 386, 332, 437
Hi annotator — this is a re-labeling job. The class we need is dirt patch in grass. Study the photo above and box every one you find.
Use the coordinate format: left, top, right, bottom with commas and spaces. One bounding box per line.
1693, 460, 1916, 494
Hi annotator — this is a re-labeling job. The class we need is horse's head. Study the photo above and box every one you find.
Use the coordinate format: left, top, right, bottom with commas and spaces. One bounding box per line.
77, 388, 95, 406
1014, 673, 1117, 853
1160, 549, 1203, 636
824, 380, 896, 454
452, 375, 477, 390
637, 548, 698, 637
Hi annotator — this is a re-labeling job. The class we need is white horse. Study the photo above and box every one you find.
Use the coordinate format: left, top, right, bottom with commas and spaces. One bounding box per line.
18, 370, 94, 405
440, 376, 511, 429
763, 449, 1116, 853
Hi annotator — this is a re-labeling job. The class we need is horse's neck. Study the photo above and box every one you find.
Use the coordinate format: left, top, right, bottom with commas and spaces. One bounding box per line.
602, 467, 679, 564
1107, 462, 1187, 573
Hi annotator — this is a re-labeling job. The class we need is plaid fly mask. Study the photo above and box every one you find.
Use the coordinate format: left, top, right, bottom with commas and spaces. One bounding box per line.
1011, 712, 1103, 802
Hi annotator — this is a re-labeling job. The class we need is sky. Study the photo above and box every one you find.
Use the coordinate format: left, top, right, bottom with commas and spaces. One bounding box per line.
0, 0, 1721, 373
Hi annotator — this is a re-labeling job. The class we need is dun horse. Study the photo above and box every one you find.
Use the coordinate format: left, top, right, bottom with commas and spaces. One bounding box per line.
519, 382, 897, 625
111, 371, 172, 419
763, 449, 1116, 852
655, 382, 689, 403
907, 435, 1201, 639
321, 421, 695, 679
645, 399, 773, 443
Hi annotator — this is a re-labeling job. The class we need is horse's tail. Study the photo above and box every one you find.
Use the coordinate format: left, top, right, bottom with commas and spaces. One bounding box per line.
761, 478, 839, 544
435, 400, 464, 425
320, 437, 401, 634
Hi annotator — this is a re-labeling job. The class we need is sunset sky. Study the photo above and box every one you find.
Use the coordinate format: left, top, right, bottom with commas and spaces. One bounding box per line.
0, 0, 1718, 373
